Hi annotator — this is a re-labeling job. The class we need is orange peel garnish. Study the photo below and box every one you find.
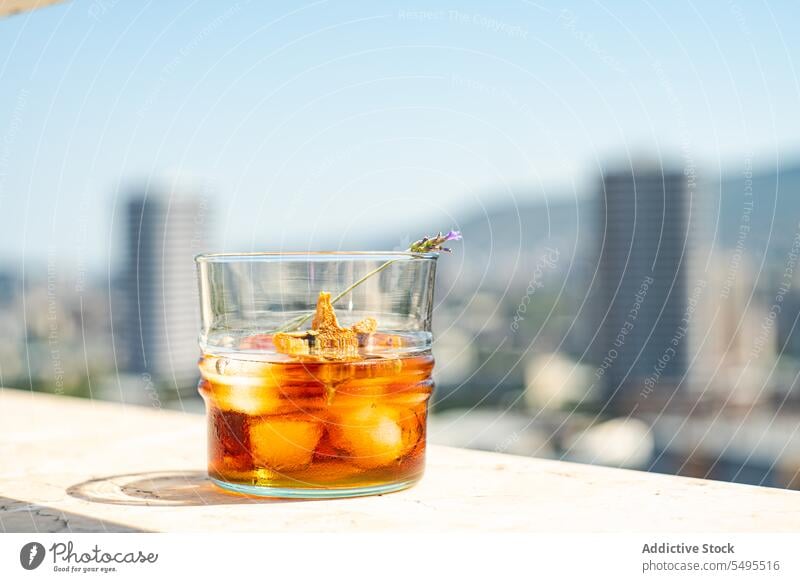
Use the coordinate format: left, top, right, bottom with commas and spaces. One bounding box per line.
274, 292, 377, 359
272, 332, 311, 356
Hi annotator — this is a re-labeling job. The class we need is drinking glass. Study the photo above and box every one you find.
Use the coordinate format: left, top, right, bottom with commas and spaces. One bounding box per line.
195, 252, 437, 498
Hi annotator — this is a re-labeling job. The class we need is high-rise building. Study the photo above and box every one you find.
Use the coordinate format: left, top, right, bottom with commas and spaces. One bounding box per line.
592, 164, 692, 412
691, 254, 775, 405
123, 192, 208, 391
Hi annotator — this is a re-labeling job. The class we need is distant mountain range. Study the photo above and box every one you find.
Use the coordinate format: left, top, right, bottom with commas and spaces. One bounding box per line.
716, 163, 800, 259
436, 163, 800, 290
364, 162, 800, 301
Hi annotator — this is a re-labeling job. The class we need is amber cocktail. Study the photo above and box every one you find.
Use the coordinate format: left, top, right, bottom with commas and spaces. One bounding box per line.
195, 252, 438, 498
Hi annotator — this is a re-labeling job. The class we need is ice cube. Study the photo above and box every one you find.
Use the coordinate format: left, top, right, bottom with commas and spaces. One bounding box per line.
312, 433, 342, 462
336, 358, 404, 397
211, 384, 284, 415
388, 391, 430, 408
328, 404, 421, 469
249, 417, 323, 470
213, 382, 329, 416
199, 357, 281, 387
239, 333, 274, 350
209, 407, 252, 472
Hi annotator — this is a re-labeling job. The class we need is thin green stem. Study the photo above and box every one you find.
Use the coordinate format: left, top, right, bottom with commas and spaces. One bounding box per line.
273, 258, 400, 333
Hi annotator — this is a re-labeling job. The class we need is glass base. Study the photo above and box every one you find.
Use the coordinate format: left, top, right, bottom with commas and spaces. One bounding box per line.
210, 477, 419, 499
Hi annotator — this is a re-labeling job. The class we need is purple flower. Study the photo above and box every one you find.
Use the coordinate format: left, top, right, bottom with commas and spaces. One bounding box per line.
409, 230, 463, 253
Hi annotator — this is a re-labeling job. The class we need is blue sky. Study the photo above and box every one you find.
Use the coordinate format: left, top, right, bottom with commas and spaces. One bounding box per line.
1, 0, 798, 269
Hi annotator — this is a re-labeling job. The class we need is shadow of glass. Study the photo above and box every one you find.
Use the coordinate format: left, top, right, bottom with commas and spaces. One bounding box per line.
0, 496, 142, 532
67, 471, 300, 507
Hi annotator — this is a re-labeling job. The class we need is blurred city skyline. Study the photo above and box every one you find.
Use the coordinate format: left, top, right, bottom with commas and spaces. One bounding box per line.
2, 0, 800, 269
4, 1, 800, 490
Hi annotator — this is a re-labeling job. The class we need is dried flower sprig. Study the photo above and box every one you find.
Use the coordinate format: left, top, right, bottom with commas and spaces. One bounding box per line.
274, 231, 463, 333
408, 230, 462, 253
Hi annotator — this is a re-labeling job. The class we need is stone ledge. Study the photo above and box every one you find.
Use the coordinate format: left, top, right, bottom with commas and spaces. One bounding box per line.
1, 388, 798, 532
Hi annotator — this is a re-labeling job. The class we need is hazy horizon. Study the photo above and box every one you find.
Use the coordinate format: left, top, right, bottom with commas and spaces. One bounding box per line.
2, 0, 799, 268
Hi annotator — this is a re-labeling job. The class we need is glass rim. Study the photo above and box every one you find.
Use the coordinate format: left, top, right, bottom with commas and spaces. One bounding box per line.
194, 251, 440, 263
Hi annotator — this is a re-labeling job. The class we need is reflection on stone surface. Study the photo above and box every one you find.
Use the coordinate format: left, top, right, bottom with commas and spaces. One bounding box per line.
68, 471, 297, 507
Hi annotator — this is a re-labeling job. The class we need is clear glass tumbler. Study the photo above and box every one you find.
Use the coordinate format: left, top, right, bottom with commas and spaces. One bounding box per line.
195, 252, 438, 498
